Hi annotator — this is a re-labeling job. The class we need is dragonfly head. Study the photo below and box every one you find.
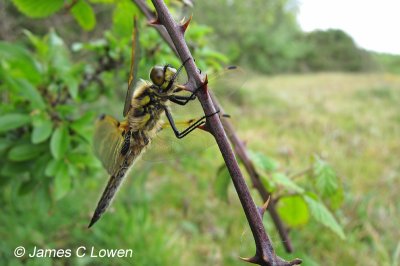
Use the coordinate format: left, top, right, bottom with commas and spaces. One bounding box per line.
150, 65, 177, 91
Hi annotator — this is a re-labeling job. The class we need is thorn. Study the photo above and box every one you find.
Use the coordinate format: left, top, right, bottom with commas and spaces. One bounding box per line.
240, 255, 262, 264
289, 258, 303, 265
149, 17, 161, 25
203, 74, 209, 85
180, 15, 192, 34
174, 84, 189, 92
258, 196, 271, 217
198, 124, 212, 133
194, 75, 209, 94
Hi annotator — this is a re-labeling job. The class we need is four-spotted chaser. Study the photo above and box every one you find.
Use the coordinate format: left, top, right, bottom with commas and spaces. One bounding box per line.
88, 18, 219, 227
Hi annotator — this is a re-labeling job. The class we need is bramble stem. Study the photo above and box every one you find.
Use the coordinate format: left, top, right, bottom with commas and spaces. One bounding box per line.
135, 0, 301, 265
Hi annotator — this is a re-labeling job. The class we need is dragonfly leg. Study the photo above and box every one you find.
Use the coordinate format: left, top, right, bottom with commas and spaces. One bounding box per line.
168, 94, 196, 105
169, 73, 212, 104
168, 83, 207, 105
164, 107, 220, 139
165, 57, 191, 91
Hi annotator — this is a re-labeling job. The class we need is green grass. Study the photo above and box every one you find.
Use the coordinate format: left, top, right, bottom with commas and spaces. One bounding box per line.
240, 72, 400, 265
2, 72, 400, 266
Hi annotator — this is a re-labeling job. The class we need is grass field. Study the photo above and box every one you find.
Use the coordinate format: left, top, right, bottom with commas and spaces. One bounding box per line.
235, 72, 400, 265
2, 72, 399, 266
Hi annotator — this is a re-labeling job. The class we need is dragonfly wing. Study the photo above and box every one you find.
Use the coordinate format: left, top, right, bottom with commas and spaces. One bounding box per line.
207, 66, 247, 100
123, 16, 140, 117
93, 115, 125, 175
172, 66, 247, 114
141, 118, 214, 162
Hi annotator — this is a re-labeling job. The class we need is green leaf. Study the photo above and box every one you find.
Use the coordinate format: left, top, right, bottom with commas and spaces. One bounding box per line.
50, 125, 70, 160
47, 30, 71, 76
19, 178, 38, 195
112, 0, 138, 38
1, 161, 30, 177
23, 30, 48, 57
272, 172, 304, 193
70, 112, 95, 142
45, 159, 62, 177
70, 0, 96, 31
53, 163, 71, 200
65, 74, 79, 99
304, 194, 345, 239
68, 153, 101, 169
0, 42, 42, 83
248, 151, 279, 172
259, 174, 277, 193
314, 157, 338, 197
214, 166, 231, 202
12, 0, 64, 18
32, 119, 53, 144
0, 138, 13, 154
7, 78, 46, 109
0, 113, 30, 133
18, 79, 46, 109
329, 185, 345, 210
55, 104, 76, 118
8, 143, 46, 162
31, 154, 52, 179
277, 195, 309, 227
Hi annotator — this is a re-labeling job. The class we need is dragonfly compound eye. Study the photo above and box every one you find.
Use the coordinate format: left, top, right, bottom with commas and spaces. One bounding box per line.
150, 67, 165, 86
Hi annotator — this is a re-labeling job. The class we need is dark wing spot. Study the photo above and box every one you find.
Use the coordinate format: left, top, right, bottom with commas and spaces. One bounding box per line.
227, 65, 237, 70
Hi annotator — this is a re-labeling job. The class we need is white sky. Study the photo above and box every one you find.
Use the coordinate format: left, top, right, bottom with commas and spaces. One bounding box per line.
297, 0, 400, 54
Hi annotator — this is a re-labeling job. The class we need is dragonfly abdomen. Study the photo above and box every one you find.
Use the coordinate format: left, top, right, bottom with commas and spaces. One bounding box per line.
88, 154, 137, 228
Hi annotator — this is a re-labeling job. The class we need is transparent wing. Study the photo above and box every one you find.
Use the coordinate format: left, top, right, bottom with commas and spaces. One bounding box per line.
123, 16, 140, 117
172, 65, 247, 120
141, 117, 214, 162
93, 115, 125, 175
175, 65, 247, 95
207, 66, 248, 109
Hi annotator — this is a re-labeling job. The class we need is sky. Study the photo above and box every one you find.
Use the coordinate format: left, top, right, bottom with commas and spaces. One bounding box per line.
297, 0, 400, 54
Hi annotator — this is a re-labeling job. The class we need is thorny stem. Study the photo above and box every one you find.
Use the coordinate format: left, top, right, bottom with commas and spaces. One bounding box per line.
133, 0, 293, 253
212, 94, 294, 253
145, 0, 301, 265
134, 0, 179, 55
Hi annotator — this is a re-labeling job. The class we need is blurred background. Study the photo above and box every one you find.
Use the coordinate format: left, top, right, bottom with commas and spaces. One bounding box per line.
1, 0, 399, 265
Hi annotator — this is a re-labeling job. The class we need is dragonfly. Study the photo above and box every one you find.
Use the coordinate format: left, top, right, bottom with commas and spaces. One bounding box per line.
88, 18, 218, 228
